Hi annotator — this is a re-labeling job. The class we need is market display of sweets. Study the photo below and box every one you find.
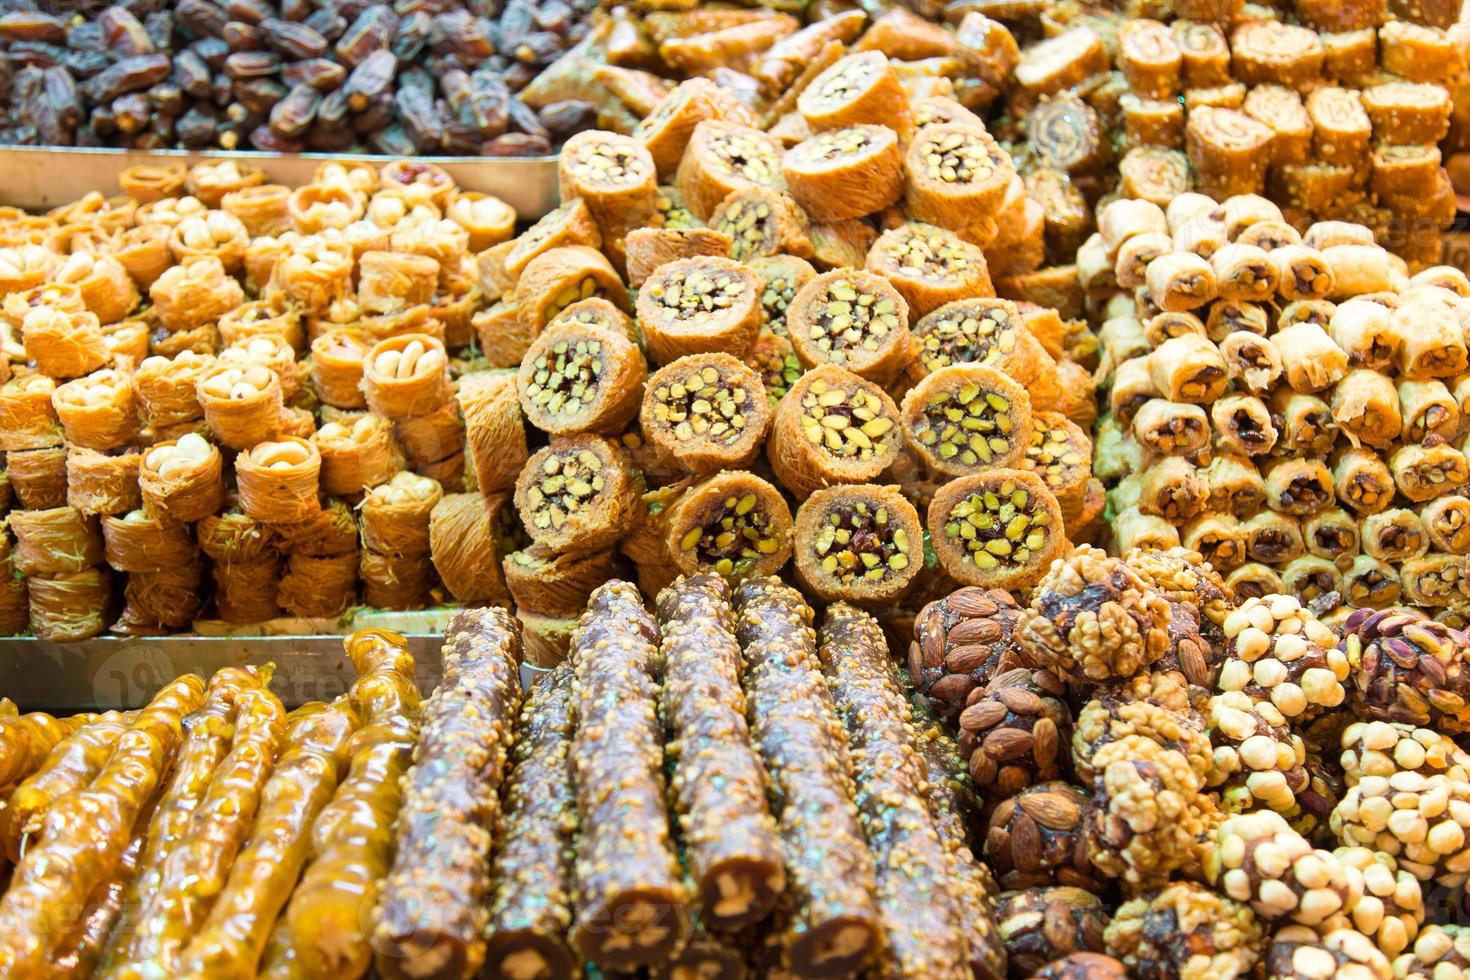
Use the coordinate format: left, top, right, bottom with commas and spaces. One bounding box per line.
1086, 189, 1470, 623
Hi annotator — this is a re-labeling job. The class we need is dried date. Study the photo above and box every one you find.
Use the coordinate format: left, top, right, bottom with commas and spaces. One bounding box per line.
269, 83, 319, 139
482, 131, 550, 156
223, 21, 266, 53
234, 76, 288, 114
224, 51, 282, 80
344, 47, 395, 109
177, 0, 228, 39
225, 0, 273, 26
261, 18, 328, 60
84, 54, 170, 104
174, 49, 213, 99
282, 58, 345, 91
190, 38, 231, 71
336, 5, 397, 66
305, 8, 346, 44
113, 93, 151, 135
176, 102, 218, 145
99, 8, 155, 57
0, 12, 66, 44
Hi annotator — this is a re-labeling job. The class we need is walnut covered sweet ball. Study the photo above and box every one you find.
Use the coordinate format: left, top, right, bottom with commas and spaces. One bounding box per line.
1266, 926, 1393, 980
1121, 545, 1233, 629
1104, 882, 1264, 980
1218, 595, 1349, 723
909, 586, 1027, 722
985, 781, 1101, 891
1018, 544, 1174, 685
997, 886, 1110, 976
958, 666, 1071, 798
1340, 607, 1470, 733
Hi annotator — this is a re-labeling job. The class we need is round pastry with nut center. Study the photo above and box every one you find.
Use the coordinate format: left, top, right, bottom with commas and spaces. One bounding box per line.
514, 435, 642, 553
666, 471, 793, 583
793, 483, 922, 604
866, 222, 993, 319
912, 296, 1044, 382
518, 320, 646, 436
901, 364, 1033, 478
640, 352, 770, 474
928, 468, 1064, 590
781, 124, 903, 222
769, 364, 903, 499
786, 268, 911, 385
636, 256, 763, 366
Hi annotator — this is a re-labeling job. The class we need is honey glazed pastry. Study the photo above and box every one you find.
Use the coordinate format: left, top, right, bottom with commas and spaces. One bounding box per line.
234, 437, 322, 524
792, 483, 923, 605
138, 433, 223, 523
927, 468, 1064, 590
514, 435, 643, 553
786, 268, 912, 386
635, 256, 763, 366
797, 50, 912, 134
767, 364, 903, 499
904, 124, 1014, 236
517, 319, 647, 437
865, 222, 993, 320
361, 334, 449, 420
900, 364, 1034, 478
665, 470, 794, 582
708, 188, 810, 264
781, 125, 903, 223
675, 121, 788, 222
640, 353, 772, 475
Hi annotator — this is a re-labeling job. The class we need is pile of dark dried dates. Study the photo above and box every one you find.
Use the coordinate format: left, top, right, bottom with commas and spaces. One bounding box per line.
0, 0, 598, 156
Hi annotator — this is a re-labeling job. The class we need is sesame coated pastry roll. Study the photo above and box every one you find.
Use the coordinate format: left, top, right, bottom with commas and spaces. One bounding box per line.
1362, 508, 1429, 562
1393, 299, 1468, 380
641, 353, 771, 475
1132, 398, 1211, 456
1147, 335, 1228, 405
1118, 18, 1182, 99
665, 471, 793, 583
65, 449, 140, 517
817, 604, 975, 979
1022, 411, 1092, 521
515, 245, 627, 339
786, 268, 911, 386
312, 413, 398, 497
361, 333, 449, 420
1362, 81, 1453, 144
1273, 323, 1348, 393
656, 575, 785, 929
20, 308, 108, 381
1186, 107, 1274, 197
636, 256, 763, 366
1334, 447, 1396, 516
138, 433, 223, 523
793, 484, 922, 605
782, 125, 903, 223
1138, 455, 1208, 521
625, 227, 737, 287
235, 437, 322, 524
1391, 443, 1469, 502
566, 582, 689, 970
484, 666, 578, 980
1211, 243, 1278, 303
928, 468, 1064, 590
733, 578, 880, 977
1146, 252, 1218, 311
904, 124, 1014, 231
1243, 86, 1313, 166
1421, 496, 1470, 554
1329, 299, 1398, 371
361, 472, 443, 559
1303, 507, 1360, 563
195, 362, 283, 450
767, 365, 902, 499
676, 121, 788, 223
1212, 394, 1278, 457
557, 130, 659, 240
900, 364, 1033, 478
514, 435, 642, 553
374, 608, 522, 980
866, 222, 993, 320
517, 319, 647, 437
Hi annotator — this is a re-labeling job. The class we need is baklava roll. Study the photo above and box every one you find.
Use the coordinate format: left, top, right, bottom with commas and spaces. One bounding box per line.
1327, 299, 1397, 371
1219, 332, 1283, 396
799, 50, 911, 133
49, 369, 137, 451
1270, 245, 1334, 303
1243, 510, 1305, 565
1332, 447, 1395, 516
1362, 508, 1429, 562
360, 471, 443, 559
21, 308, 108, 381
1145, 251, 1218, 311
518, 320, 647, 437
102, 508, 197, 573
625, 227, 737, 287
1210, 243, 1278, 303
1281, 555, 1344, 607
900, 363, 1032, 477
792, 483, 922, 605
421, 492, 510, 605
1272, 323, 1348, 393
277, 552, 358, 618
147, 256, 244, 332
674, 121, 788, 222
1302, 507, 1360, 565
558, 130, 658, 243
138, 433, 223, 523
768, 364, 902, 499
1263, 456, 1335, 516
746, 330, 805, 406
1267, 392, 1334, 459
1390, 443, 1469, 502
636, 256, 763, 366
195, 363, 282, 450
1143, 311, 1206, 348
313, 413, 398, 497
469, 301, 532, 369
1098, 199, 1169, 256
119, 162, 186, 204
1173, 213, 1229, 260
1211, 394, 1277, 457
515, 435, 643, 553
927, 468, 1063, 590
902, 123, 1013, 232
1393, 299, 1468, 380
1226, 563, 1285, 601
1205, 300, 1269, 342
786, 268, 911, 386
235, 437, 322, 524
7, 447, 67, 509
27, 568, 110, 642
1132, 398, 1211, 456
1204, 452, 1266, 518
391, 401, 466, 477
503, 543, 621, 620
1147, 334, 1228, 404
1121, 97, 1186, 150
1399, 379, 1459, 444
641, 353, 771, 475
1323, 244, 1395, 300
1330, 369, 1401, 450
1076, 234, 1118, 297
212, 557, 284, 623
1421, 495, 1470, 555
1109, 357, 1161, 428
549, 297, 638, 344
1118, 18, 1182, 99
1114, 506, 1183, 552
1139, 455, 1208, 521
309, 330, 368, 411
914, 296, 1046, 383
1021, 411, 1092, 521
637, 78, 741, 177
1340, 554, 1400, 609
865, 222, 992, 320
1399, 554, 1468, 608
665, 470, 793, 582
356, 251, 438, 316
10, 506, 103, 575
187, 159, 266, 208
782, 125, 903, 223
1182, 512, 1247, 570
362, 334, 449, 420
65, 448, 140, 517
458, 372, 530, 497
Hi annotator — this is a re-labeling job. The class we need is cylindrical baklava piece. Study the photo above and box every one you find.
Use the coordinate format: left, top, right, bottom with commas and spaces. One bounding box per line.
1281, 555, 1344, 607
1147, 334, 1228, 404
65, 448, 140, 517
798, 50, 911, 133
865, 222, 993, 319
786, 268, 911, 386
10, 505, 103, 575
1328, 300, 1398, 371
1242, 510, 1304, 565
1362, 508, 1429, 562
7, 447, 66, 510
361, 471, 443, 559
457, 372, 529, 497
664, 470, 794, 583
782, 125, 903, 223
1211, 394, 1277, 457
1333, 447, 1395, 516
1146, 251, 1218, 311
235, 437, 323, 524
1421, 496, 1470, 555
903, 124, 1013, 231
1021, 411, 1092, 522
674, 121, 788, 223
927, 468, 1063, 590
1182, 512, 1247, 570
1207, 453, 1267, 517
1217, 331, 1282, 395
767, 364, 902, 499
900, 363, 1033, 478
514, 245, 627, 339
195, 363, 284, 450
792, 484, 922, 605
313, 413, 398, 497
1115, 506, 1183, 552
138, 432, 224, 522
1131, 398, 1211, 456
640, 353, 771, 475
28, 568, 110, 643
20, 308, 108, 381
1390, 443, 1469, 502
514, 435, 643, 553
102, 508, 198, 574
635, 256, 763, 366
517, 320, 647, 436
558, 130, 659, 243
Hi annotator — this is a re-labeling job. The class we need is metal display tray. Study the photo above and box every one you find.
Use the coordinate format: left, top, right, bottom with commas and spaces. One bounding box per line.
0, 146, 560, 218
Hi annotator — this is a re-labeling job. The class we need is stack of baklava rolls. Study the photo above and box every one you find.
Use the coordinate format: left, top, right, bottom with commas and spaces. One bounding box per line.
1088, 189, 1470, 623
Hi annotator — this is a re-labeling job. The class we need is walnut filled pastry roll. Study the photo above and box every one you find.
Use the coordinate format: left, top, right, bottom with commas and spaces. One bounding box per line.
664, 470, 793, 583
1210, 243, 1278, 303
1219, 332, 1282, 396
1398, 380, 1460, 444
792, 484, 922, 605
1323, 243, 1395, 299
1263, 457, 1335, 517
1132, 398, 1211, 456
767, 365, 902, 499
1205, 299, 1269, 342
235, 437, 322, 524
518, 320, 647, 437
1146, 334, 1228, 404
1107, 358, 1159, 430
1362, 508, 1429, 562
138, 433, 224, 523
1302, 508, 1360, 566
1242, 510, 1305, 565
1330, 369, 1401, 450
1281, 555, 1344, 607
1332, 447, 1395, 516
313, 414, 398, 497
1142, 311, 1206, 349
927, 468, 1063, 590
1390, 443, 1469, 502
514, 435, 643, 553
1114, 506, 1182, 552
1271, 323, 1347, 393
899, 364, 1032, 478
641, 353, 772, 475
1212, 394, 1277, 457
1327, 299, 1398, 371
1226, 563, 1285, 601
1393, 298, 1468, 381
1138, 454, 1208, 521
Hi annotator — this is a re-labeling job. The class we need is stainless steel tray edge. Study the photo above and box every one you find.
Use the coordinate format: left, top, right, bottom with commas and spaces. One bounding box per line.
0, 146, 560, 218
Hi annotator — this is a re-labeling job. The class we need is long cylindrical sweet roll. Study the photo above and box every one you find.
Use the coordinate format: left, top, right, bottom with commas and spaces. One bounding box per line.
733, 578, 880, 977
1272, 390, 1338, 457
1332, 447, 1395, 516
568, 582, 691, 970
1138, 455, 1208, 521
1242, 510, 1304, 565
782, 124, 903, 223
1397, 380, 1460, 445
1211, 394, 1277, 457
1342, 554, 1401, 609
1182, 512, 1247, 571
1362, 508, 1429, 563
1146, 334, 1228, 404
1421, 496, 1470, 554
1, 712, 128, 862
1131, 398, 1211, 456
1302, 508, 1361, 565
